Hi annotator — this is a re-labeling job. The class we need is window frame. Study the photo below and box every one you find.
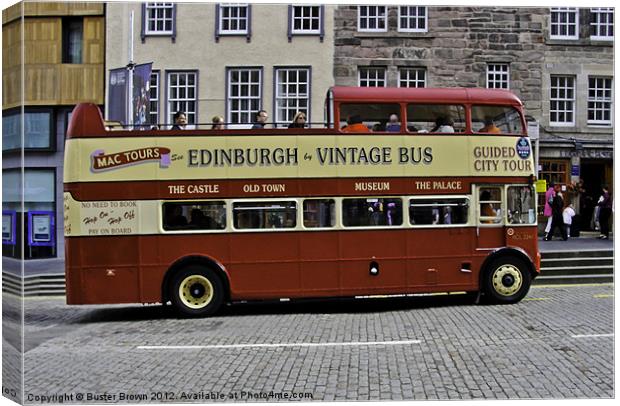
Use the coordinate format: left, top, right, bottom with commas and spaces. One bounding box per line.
302, 198, 336, 229
397, 6, 428, 33
477, 186, 504, 226
341, 197, 404, 229
149, 71, 160, 126
274, 66, 311, 128
289, 4, 323, 39
165, 70, 198, 126
486, 64, 510, 90
226, 67, 263, 125
549, 75, 576, 127
590, 8, 614, 41
398, 67, 426, 88
62, 17, 83, 64
161, 200, 228, 233
358, 67, 387, 87
141, 2, 176, 42
408, 196, 470, 228
232, 199, 298, 231
2, 107, 56, 153
587, 76, 613, 126
357, 6, 387, 33
550, 7, 579, 40
217, 3, 250, 35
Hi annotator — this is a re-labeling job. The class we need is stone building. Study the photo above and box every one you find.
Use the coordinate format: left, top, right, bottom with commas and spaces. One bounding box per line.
2, 1, 105, 273
333, 5, 613, 229
105, 3, 335, 129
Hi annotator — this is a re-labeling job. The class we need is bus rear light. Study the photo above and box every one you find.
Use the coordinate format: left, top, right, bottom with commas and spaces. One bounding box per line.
105, 269, 116, 277
369, 261, 379, 276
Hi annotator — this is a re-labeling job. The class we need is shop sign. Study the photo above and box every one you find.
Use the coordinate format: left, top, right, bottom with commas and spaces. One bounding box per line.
28, 211, 55, 247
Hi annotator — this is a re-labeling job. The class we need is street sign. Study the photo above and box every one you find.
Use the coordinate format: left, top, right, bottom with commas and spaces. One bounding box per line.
535, 179, 547, 193
527, 121, 539, 140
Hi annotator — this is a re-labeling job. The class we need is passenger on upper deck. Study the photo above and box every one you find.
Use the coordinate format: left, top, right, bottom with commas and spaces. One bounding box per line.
430, 116, 454, 133
212, 116, 225, 130
171, 111, 187, 130
342, 115, 371, 133
479, 117, 501, 133
385, 114, 401, 132
252, 110, 269, 129
288, 112, 307, 128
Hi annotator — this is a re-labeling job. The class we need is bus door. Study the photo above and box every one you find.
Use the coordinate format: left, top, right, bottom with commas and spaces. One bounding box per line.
475, 185, 506, 250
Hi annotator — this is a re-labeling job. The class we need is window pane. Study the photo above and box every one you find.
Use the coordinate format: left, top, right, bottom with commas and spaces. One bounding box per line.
507, 186, 536, 224
162, 201, 226, 230
406, 104, 466, 133
479, 187, 502, 224
303, 199, 335, 228
409, 198, 469, 225
342, 198, 402, 227
233, 201, 297, 229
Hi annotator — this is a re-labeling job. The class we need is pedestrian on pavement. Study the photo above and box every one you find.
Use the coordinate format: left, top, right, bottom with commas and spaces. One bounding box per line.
597, 185, 612, 240
545, 184, 567, 241
563, 202, 576, 238
252, 110, 268, 129
543, 183, 555, 239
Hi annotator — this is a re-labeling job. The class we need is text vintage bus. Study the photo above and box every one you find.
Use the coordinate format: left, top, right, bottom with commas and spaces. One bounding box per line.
64, 87, 540, 316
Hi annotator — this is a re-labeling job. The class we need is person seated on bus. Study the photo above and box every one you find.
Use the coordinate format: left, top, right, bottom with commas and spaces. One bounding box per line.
288, 112, 307, 128
479, 117, 501, 133
430, 116, 454, 133
165, 205, 188, 228
211, 116, 225, 130
342, 115, 371, 133
385, 114, 401, 132
480, 190, 498, 224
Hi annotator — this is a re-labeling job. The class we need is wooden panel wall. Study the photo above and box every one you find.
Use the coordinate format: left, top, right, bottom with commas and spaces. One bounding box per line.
2, 14, 104, 109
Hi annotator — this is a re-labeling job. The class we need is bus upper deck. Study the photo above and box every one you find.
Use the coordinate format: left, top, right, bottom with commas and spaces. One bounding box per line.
68, 86, 528, 138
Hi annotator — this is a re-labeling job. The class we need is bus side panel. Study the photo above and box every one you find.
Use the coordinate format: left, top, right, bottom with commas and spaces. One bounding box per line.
338, 230, 407, 293
299, 232, 340, 296
65, 236, 141, 304
406, 228, 476, 290
226, 233, 301, 298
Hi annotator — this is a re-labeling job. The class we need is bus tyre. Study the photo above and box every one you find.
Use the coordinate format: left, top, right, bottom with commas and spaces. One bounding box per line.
483, 256, 531, 304
170, 266, 224, 317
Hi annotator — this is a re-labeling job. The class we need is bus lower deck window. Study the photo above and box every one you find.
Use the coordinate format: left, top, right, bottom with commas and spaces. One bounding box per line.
163, 202, 226, 231
303, 199, 336, 228
342, 198, 403, 227
233, 201, 297, 229
409, 198, 469, 225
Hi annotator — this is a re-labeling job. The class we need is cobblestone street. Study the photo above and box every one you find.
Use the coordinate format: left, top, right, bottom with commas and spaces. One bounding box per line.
2, 283, 614, 402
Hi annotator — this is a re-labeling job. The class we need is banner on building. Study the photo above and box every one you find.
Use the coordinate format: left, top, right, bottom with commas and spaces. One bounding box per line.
132, 63, 153, 128
108, 67, 128, 124
107, 63, 153, 127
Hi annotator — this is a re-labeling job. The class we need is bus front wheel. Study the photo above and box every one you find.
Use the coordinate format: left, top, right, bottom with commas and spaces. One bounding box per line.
170, 266, 224, 317
483, 256, 531, 304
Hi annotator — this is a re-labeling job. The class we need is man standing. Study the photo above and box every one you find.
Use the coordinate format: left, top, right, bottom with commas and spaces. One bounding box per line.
597, 185, 612, 240
252, 110, 268, 129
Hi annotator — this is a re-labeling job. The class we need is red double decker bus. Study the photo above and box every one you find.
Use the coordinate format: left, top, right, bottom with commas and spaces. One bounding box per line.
64, 87, 540, 316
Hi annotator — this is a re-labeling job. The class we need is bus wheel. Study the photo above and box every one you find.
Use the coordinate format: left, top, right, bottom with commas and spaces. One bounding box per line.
170, 266, 224, 317
483, 257, 531, 304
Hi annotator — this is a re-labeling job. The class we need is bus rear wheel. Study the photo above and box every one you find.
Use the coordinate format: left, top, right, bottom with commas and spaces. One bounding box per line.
483, 256, 531, 304
170, 266, 224, 317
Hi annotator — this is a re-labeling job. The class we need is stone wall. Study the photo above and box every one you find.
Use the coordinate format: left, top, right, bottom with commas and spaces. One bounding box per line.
334, 6, 548, 118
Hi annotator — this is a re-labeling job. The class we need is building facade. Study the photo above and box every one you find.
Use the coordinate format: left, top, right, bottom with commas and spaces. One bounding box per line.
2, 1, 105, 272
105, 3, 335, 129
333, 5, 613, 229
